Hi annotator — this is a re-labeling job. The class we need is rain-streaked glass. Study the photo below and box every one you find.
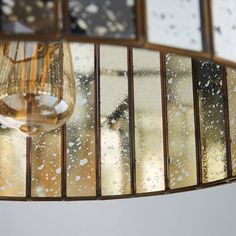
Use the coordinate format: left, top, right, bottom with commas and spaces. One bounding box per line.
196, 60, 227, 183
69, 0, 136, 39
166, 54, 197, 188
100, 46, 131, 196
1, 0, 56, 34
133, 48, 164, 193
227, 68, 236, 175
146, 0, 202, 51
67, 44, 96, 197
212, 0, 236, 62
0, 125, 26, 197
31, 129, 61, 197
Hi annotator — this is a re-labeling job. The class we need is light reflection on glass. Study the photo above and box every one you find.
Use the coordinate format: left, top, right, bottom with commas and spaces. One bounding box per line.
166, 54, 197, 189
67, 44, 96, 197
133, 48, 165, 193
226, 68, 236, 175
31, 129, 61, 197
196, 60, 227, 183
0, 125, 26, 196
100, 45, 131, 196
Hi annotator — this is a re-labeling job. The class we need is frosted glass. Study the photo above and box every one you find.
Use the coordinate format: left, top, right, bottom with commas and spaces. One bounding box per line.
212, 0, 236, 62
147, 0, 202, 51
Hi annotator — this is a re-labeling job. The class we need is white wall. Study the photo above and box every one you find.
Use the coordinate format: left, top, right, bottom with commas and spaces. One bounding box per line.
0, 182, 235, 236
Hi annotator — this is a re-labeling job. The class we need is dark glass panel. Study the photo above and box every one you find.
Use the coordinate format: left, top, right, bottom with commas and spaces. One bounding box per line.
195, 60, 227, 183
69, 0, 136, 39
1, 0, 56, 34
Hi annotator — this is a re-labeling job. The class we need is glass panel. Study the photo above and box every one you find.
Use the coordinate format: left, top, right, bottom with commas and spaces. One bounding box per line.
0, 125, 26, 197
146, 0, 202, 51
196, 60, 227, 183
67, 44, 96, 197
227, 68, 236, 175
166, 54, 197, 188
212, 0, 236, 62
100, 46, 131, 196
133, 49, 164, 193
69, 0, 136, 39
31, 129, 61, 197
1, 0, 56, 34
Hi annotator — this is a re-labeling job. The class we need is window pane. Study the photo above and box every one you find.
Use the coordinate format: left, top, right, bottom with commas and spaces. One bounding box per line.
212, 0, 236, 62
69, 0, 136, 39
100, 46, 131, 196
166, 54, 197, 188
195, 60, 227, 183
0, 125, 26, 197
133, 48, 164, 193
147, 0, 202, 51
67, 44, 96, 197
31, 129, 61, 197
